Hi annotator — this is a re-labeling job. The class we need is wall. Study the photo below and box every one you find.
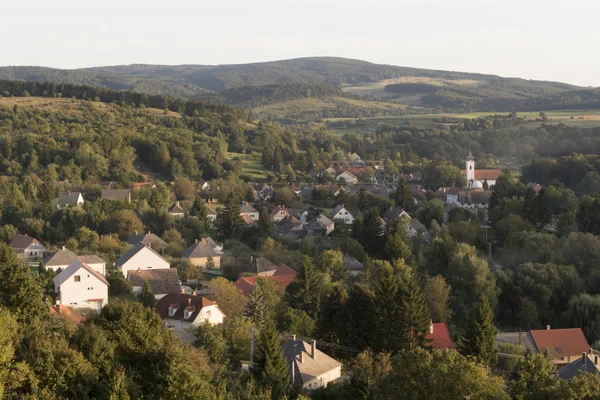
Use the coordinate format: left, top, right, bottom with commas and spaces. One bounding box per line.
120, 247, 170, 278
57, 269, 108, 310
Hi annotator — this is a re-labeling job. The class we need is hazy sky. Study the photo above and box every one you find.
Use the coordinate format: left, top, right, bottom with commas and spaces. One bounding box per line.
2, 0, 599, 86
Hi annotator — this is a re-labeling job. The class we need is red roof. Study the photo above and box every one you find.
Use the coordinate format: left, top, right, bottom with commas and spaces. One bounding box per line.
49, 304, 83, 324
462, 169, 503, 181
241, 214, 254, 225
426, 323, 453, 350
530, 328, 589, 358
234, 264, 297, 295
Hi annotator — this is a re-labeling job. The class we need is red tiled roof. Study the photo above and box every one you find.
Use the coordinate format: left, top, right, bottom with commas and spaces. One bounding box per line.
530, 328, 589, 358
462, 169, 503, 181
426, 323, 453, 350
241, 214, 254, 225
49, 304, 83, 324
234, 265, 297, 295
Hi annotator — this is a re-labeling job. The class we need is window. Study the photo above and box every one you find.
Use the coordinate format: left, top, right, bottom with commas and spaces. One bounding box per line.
206, 310, 211, 317
74, 275, 81, 282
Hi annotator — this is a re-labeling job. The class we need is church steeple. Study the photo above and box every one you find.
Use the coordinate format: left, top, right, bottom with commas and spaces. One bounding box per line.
466, 149, 474, 161
465, 150, 475, 185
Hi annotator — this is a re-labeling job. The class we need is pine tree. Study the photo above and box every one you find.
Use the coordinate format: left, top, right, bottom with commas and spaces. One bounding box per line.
218, 192, 243, 240
373, 265, 403, 352
459, 296, 498, 366
248, 280, 268, 332
286, 256, 323, 319
190, 196, 210, 231
390, 179, 411, 210
205, 255, 215, 270
252, 319, 289, 397
137, 281, 155, 308
398, 267, 432, 351
259, 207, 272, 233
109, 367, 131, 400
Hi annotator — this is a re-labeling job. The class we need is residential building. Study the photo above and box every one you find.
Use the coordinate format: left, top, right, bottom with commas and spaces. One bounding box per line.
343, 255, 364, 276
336, 170, 358, 185
9, 234, 46, 259
238, 256, 279, 276
527, 182, 543, 195
426, 323, 453, 350
126, 231, 168, 253
270, 205, 290, 223
198, 180, 210, 190
240, 203, 259, 221
101, 188, 131, 202
330, 205, 354, 225
44, 247, 106, 275
57, 191, 84, 210
53, 259, 109, 311
382, 207, 410, 224
408, 218, 426, 236
558, 351, 600, 380
156, 293, 225, 332
282, 337, 342, 390
205, 204, 218, 223
115, 242, 171, 278
168, 201, 185, 218
128, 268, 181, 300
306, 214, 335, 236
181, 238, 221, 268
234, 264, 296, 295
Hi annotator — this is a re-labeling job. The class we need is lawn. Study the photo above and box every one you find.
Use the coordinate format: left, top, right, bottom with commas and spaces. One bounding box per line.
226, 152, 270, 181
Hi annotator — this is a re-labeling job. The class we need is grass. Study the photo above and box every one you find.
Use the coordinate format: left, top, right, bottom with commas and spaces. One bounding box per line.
226, 152, 269, 180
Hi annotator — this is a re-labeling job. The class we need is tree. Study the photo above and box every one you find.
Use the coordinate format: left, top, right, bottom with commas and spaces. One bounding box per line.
424, 275, 452, 323
137, 282, 155, 308
286, 256, 323, 319
173, 177, 195, 200
209, 277, 247, 318
0, 308, 19, 398
258, 207, 272, 233
317, 249, 345, 281
417, 198, 444, 228
109, 368, 131, 400
190, 197, 211, 231
508, 352, 560, 400
390, 179, 411, 210
105, 210, 144, 241
384, 230, 413, 265
195, 323, 228, 365
218, 193, 243, 240
252, 319, 289, 397
459, 296, 498, 366
205, 255, 215, 270
354, 208, 384, 255
0, 244, 47, 322
247, 280, 268, 332
398, 266, 432, 351
373, 264, 403, 352
280, 308, 315, 338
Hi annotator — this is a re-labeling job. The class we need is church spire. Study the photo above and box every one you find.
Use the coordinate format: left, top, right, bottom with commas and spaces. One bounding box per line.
466, 149, 474, 161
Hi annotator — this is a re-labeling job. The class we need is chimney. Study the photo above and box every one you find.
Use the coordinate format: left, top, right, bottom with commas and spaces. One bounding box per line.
180, 288, 186, 294
595, 355, 599, 366
568, 355, 572, 363
292, 334, 296, 341
147, 231, 150, 235
519, 332, 524, 346
583, 353, 587, 365
135, 230, 138, 236
589, 348, 594, 355
176, 201, 180, 206
201, 238, 206, 244
195, 238, 198, 244
546, 325, 551, 330
429, 322, 434, 334
192, 290, 197, 296
188, 298, 192, 306
299, 351, 303, 364
62, 245, 65, 251
311, 340, 317, 359
148, 241, 152, 249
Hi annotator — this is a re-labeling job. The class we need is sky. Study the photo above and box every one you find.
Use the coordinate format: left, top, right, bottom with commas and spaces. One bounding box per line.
1, 0, 599, 86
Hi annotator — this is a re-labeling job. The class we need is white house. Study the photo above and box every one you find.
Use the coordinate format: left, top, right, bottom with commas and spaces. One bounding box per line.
270, 205, 290, 223
205, 205, 218, 223
168, 201, 185, 218
115, 242, 171, 278
240, 203, 259, 221
53, 259, 109, 311
57, 191, 84, 210
43, 246, 106, 275
9, 234, 46, 259
336, 171, 358, 185
282, 337, 342, 390
462, 151, 502, 188
156, 293, 225, 332
330, 205, 354, 225
408, 218, 426, 236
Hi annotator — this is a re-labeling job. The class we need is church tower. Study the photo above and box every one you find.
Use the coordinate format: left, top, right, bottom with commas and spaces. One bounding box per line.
466, 150, 475, 186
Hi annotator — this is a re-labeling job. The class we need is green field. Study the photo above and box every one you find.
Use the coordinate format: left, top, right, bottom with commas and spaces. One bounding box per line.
226, 152, 269, 180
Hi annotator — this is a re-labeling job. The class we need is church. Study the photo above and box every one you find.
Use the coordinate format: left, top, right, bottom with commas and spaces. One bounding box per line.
462, 151, 502, 188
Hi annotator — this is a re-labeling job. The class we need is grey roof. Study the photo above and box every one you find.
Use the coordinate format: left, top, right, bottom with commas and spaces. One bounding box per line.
343, 255, 364, 272
101, 189, 131, 201
383, 207, 407, 222
307, 214, 334, 231
115, 242, 168, 267
168, 202, 185, 214
205, 205, 217, 215
126, 232, 168, 248
330, 205, 352, 218
81, 255, 106, 264
181, 241, 220, 258
558, 355, 600, 380
58, 191, 83, 206
9, 234, 43, 250
240, 203, 258, 214
53, 259, 109, 287
282, 339, 342, 384
127, 268, 180, 295
44, 248, 78, 266
495, 332, 536, 351
410, 218, 426, 231
237, 256, 279, 274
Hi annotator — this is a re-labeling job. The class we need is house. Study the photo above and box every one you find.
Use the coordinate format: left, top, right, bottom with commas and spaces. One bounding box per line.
53, 259, 109, 311
240, 203, 259, 221
101, 188, 131, 202
199, 236, 223, 253
43, 247, 106, 275
306, 214, 335, 236
330, 205, 354, 225
9, 234, 46, 259
126, 231, 168, 253
198, 180, 210, 190
275, 215, 304, 236
270, 205, 290, 223
156, 293, 225, 332
132, 181, 156, 190
282, 337, 342, 390
234, 264, 296, 295
408, 218, 426, 236
241, 214, 255, 225
527, 182, 543, 195
496, 326, 590, 366
382, 207, 410, 224
205, 204, 218, 223
426, 323, 453, 350
127, 268, 181, 300
457, 191, 492, 209
115, 242, 171, 278
57, 191, 84, 210
315, 185, 344, 197
168, 201, 185, 218
181, 238, 221, 268
463, 151, 503, 188
336, 171, 358, 185
344, 255, 364, 276
325, 166, 336, 176
49, 304, 83, 325
238, 256, 279, 276
558, 350, 600, 380
249, 183, 274, 201
298, 205, 321, 224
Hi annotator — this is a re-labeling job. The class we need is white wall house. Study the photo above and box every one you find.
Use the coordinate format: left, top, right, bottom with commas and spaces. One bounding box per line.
282, 337, 342, 390
115, 242, 171, 278
57, 191, 85, 210
336, 171, 358, 185
9, 234, 46, 259
53, 259, 109, 311
44, 247, 106, 275
156, 293, 225, 332
330, 205, 354, 225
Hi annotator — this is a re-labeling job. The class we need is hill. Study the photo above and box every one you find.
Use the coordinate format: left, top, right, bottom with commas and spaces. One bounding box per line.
2, 57, 595, 114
